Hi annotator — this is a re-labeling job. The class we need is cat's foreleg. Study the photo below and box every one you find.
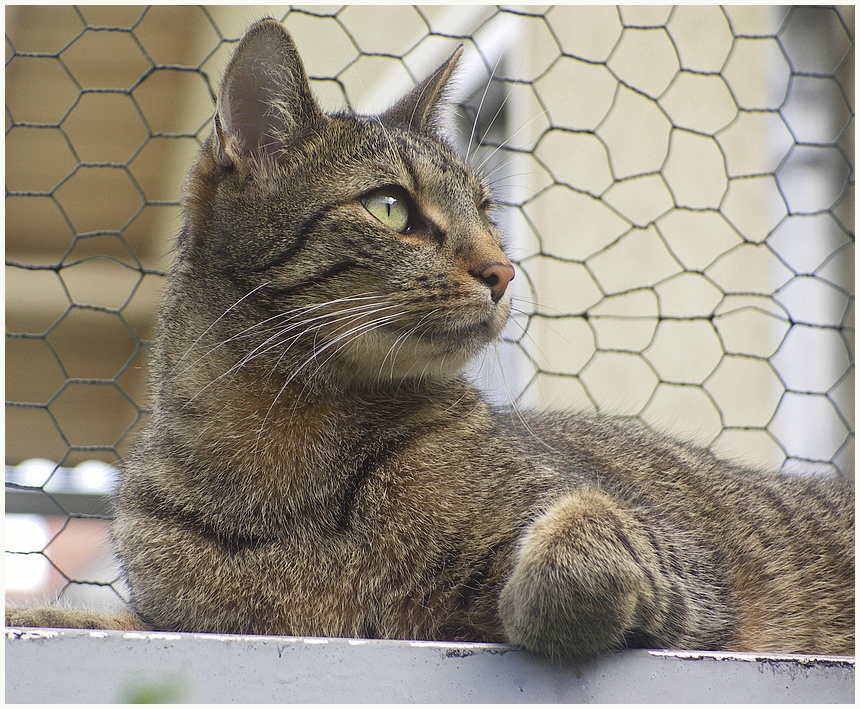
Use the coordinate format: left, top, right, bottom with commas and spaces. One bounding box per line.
5, 605, 149, 631
498, 488, 717, 661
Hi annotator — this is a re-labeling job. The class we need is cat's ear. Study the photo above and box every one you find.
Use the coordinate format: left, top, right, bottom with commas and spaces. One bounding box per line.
214, 19, 324, 171
381, 45, 464, 133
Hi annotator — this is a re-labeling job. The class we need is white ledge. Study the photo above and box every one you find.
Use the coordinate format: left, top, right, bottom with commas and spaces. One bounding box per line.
5, 628, 855, 703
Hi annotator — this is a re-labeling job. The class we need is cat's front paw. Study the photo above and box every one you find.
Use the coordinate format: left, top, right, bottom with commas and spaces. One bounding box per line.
499, 489, 660, 661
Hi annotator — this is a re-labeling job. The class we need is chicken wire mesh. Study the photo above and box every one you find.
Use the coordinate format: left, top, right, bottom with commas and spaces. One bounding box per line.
5, 5, 854, 610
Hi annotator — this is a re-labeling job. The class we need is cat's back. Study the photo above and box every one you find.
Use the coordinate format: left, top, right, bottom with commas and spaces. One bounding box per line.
520, 407, 853, 530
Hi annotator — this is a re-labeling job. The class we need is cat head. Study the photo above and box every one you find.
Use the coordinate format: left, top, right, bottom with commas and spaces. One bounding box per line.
177, 19, 514, 390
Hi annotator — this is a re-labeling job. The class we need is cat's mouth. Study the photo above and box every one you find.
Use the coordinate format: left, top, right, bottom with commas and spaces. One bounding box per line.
411, 315, 502, 346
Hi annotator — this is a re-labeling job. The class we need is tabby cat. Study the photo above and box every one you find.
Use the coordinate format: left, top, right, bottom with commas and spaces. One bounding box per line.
7, 19, 854, 662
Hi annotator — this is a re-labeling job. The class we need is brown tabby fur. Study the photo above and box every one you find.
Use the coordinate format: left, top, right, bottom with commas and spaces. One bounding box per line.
6, 19, 854, 662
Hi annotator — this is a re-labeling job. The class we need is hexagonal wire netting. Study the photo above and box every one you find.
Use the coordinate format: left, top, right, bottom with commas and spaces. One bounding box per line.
5, 6, 854, 610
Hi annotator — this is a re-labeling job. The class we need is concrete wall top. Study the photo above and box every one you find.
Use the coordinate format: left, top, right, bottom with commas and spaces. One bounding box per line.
5, 628, 855, 703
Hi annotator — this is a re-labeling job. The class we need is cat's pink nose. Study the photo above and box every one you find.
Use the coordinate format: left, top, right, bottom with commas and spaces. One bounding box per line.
476, 262, 515, 303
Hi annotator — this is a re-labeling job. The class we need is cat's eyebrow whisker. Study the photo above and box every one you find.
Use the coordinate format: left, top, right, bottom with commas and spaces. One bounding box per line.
467, 50, 505, 165
486, 169, 541, 190
470, 47, 531, 170
472, 89, 512, 167
478, 75, 594, 183
343, 42, 399, 155
480, 156, 516, 183
474, 103, 553, 176
487, 182, 542, 203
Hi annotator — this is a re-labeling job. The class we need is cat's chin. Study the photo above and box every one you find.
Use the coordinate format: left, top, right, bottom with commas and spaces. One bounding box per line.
333, 317, 502, 386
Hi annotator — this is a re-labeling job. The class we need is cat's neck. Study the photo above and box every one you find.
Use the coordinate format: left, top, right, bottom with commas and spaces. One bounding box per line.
150, 349, 485, 528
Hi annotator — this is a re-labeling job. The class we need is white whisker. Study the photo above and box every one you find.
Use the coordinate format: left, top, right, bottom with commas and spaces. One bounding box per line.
181, 296, 398, 407
171, 282, 271, 374
254, 311, 406, 449
467, 51, 506, 165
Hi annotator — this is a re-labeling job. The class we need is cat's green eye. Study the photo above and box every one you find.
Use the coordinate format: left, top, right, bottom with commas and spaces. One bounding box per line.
362, 189, 410, 233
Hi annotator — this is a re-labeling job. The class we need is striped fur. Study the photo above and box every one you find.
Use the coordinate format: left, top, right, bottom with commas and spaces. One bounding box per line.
7, 19, 854, 662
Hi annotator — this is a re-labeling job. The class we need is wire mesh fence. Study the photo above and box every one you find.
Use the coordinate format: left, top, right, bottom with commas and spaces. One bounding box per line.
5, 5, 854, 609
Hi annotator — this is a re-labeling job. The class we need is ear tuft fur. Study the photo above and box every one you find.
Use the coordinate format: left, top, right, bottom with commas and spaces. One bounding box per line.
381, 45, 464, 133
214, 19, 324, 176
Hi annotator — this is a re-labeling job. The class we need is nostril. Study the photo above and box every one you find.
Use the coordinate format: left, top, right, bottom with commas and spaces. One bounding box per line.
476, 262, 515, 303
